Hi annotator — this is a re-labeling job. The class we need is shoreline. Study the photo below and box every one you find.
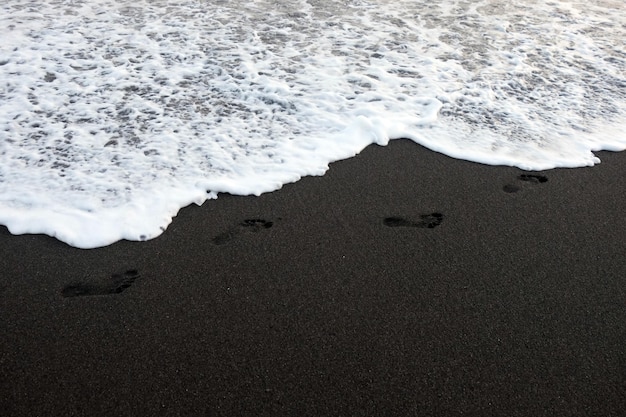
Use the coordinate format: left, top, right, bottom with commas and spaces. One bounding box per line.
2, 139, 625, 416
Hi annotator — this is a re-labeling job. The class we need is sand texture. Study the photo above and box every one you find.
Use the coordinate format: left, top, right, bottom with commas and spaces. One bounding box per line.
1, 140, 625, 416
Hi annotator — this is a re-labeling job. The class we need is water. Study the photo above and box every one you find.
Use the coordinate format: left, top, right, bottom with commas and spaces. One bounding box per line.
1, 0, 625, 248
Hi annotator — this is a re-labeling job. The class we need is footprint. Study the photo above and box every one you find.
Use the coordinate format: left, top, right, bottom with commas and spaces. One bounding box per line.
519, 174, 548, 184
62, 269, 140, 298
383, 217, 414, 227
240, 219, 274, 231
419, 213, 444, 228
383, 213, 443, 229
212, 219, 274, 245
503, 174, 548, 193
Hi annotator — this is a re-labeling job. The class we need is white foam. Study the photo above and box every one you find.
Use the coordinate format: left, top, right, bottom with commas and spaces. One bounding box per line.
1, 0, 625, 248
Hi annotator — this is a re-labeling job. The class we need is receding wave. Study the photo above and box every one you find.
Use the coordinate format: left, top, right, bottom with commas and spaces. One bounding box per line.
0, 0, 624, 248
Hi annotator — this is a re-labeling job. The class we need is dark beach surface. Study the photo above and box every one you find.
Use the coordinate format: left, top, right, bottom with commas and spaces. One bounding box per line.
1, 139, 625, 416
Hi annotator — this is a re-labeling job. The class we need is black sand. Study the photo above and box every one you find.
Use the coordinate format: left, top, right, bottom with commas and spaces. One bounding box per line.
1, 139, 625, 416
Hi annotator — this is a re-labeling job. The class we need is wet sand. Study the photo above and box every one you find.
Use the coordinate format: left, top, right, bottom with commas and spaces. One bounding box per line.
1, 139, 625, 416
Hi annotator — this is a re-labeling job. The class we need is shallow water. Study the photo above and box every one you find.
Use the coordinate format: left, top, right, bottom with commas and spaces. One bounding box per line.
1, 0, 625, 248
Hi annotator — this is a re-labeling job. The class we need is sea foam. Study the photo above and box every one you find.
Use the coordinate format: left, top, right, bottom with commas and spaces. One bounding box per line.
1, 0, 625, 248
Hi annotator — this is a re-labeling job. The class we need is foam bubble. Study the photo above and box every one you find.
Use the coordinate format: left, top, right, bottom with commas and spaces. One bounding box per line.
0, 0, 624, 248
